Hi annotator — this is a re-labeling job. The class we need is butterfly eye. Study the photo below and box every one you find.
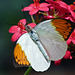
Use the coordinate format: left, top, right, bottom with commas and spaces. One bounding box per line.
25, 25, 32, 32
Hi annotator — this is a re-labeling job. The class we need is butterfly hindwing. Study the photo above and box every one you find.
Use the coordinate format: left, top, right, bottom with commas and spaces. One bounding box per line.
38, 34, 67, 61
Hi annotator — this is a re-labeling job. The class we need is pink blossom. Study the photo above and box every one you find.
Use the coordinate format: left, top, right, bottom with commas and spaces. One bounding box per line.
70, 2, 75, 11
45, 0, 69, 19
22, 0, 50, 15
54, 59, 62, 66
9, 19, 36, 42
66, 29, 75, 45
68, 5, 75, 19
45, 0, 75, 22
63, 15, 75, 23
63, 51, 71, 59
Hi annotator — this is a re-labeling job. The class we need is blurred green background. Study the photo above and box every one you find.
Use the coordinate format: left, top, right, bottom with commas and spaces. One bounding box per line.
0, 0, 75, 75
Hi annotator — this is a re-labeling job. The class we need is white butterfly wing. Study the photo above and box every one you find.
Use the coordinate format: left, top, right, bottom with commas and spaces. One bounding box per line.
17, 33, 50, 72
34, 20, 68, 61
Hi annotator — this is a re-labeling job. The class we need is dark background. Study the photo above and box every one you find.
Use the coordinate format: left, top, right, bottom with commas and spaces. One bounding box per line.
0, 0, 75, 75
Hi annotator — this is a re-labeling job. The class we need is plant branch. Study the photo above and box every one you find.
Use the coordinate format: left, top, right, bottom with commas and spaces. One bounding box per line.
24, 67, 32, 75
31, 15, 36, 23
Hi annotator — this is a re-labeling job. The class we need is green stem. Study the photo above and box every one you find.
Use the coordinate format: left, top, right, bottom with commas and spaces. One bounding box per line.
31, 15, 36, 23
39, 12, 47, 16
24, 67, 32, 75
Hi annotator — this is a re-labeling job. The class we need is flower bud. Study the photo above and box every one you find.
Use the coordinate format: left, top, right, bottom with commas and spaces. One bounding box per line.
44, 15, 55, 20
63, 51, 71, 59
70, 56, 72, 59
54, 59, 61, 66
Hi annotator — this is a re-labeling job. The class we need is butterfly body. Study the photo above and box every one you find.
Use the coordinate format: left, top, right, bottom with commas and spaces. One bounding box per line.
28, 27, 50, 62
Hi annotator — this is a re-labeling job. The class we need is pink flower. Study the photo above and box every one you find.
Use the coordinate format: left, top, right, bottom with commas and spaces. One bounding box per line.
45, 0, 69, 18
66, 29, 75, 45
54, 59, 62, 66
45, 0, 75, 22
70, 2, 75, 11
63, 51, 71, 59
9, 19, 36, 42
54, 1, 75, 19
68, 5, 75, 19
22, 0, 50, 15
63, 15, 75, 23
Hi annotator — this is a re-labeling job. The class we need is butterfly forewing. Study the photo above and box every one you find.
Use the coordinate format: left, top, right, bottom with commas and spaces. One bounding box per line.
51, 19, 75, 40
13, 43, 30, 67
34, 19, 69, 61
14, 33, 50, 72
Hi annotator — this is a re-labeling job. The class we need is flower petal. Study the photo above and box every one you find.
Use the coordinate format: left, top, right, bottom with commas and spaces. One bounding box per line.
56, 1, 68, 9
46, 0, 60, 7
11, 32, 21, 42
29, 8, 39, 15
39, 7, 49, 11
22, 4, 34, 11
72, 39, 75, 44
22, 6, 32, 11
19, 19, 26, 26
9, 26, 20, 33
66, 38, 71, 45
68, 5, 75, 19
65, 15, 75, 23
28, 23, 36, 28
29, 4, 35, 7
39, 3, 50, 7
63, 51, 71, 59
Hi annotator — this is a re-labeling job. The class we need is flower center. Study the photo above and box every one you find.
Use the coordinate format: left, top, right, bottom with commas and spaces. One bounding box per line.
18, 22, 25, 29
33, 0, 40, 9
18, 22, 24, 26
70, 2, 75, 12
34, 2, 40, 8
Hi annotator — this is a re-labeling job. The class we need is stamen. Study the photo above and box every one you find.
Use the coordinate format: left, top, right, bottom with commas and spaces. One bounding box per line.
73, 2, 75, 5
70, 4, 73, 7
33, 0, 40, 2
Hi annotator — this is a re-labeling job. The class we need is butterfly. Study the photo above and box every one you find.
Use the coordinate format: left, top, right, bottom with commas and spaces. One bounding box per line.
14, 18, 75, 72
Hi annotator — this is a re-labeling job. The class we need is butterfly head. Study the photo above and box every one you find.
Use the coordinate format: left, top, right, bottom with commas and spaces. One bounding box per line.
25, 25, 32, 32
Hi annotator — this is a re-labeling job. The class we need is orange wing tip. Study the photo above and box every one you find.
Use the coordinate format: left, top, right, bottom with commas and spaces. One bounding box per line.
51, 19, 74, 40
14, 44, 30, 66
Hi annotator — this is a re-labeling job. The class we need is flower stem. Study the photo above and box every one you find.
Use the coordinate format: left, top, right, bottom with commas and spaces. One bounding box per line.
39, 12, 47, 16
24, 67, 32, 75
31, 15, 36, 23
